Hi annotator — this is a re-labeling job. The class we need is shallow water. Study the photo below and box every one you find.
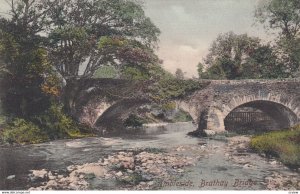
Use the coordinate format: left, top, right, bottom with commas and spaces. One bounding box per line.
0, 122, 298, 190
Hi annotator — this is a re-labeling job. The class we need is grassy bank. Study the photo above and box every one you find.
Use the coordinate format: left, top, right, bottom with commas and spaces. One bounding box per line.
250, 125, 300, 168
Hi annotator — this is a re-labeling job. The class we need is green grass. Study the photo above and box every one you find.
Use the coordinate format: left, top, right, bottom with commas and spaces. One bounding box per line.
250, 125, 300, 168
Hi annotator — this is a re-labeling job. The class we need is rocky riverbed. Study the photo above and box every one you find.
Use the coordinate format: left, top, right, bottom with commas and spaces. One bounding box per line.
26, 135, 300, 190
1, 122, 299, 190
28, 149, 196, 190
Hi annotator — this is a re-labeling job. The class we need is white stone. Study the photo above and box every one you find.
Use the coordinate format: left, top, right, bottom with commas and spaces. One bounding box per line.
115, 171, 123, 177
147, 181, 154, 186
73, 164, 107, 178
31, 169, 48, 179
48, 175, 56, 180
6, 175, 15, 180
204, 130, 216, 136
46, 180, 58, 188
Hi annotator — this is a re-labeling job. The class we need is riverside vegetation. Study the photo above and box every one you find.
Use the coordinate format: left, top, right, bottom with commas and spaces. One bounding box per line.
250, 125, 300, 168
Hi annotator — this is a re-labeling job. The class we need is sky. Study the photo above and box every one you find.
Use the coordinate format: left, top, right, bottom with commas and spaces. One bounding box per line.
141, 0, 274, 77
0, 0, 274, 78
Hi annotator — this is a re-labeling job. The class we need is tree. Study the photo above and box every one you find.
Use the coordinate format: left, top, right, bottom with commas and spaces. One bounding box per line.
0, 0, 161, 114
255, 0, 300, 40
200, 32, 286, 79
45, 0, 160, 79
175, 68, 184, 80
43, 0, 160, 112
255, 0, 300, 75
241, 45, 287, 78
0, 0, 60, 117
204, 32, 260, 79
197, 63, 204, 78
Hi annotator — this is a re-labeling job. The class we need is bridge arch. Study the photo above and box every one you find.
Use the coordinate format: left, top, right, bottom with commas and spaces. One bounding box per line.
206, 94, 300, 132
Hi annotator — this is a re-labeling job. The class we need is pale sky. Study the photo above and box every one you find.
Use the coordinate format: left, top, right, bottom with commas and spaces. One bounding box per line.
0, 0, 275, 77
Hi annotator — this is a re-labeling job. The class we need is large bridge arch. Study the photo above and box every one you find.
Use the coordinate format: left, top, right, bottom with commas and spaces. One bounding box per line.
206, 94, 300, 132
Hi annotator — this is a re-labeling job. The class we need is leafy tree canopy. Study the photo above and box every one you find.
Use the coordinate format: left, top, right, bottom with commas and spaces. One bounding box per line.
199, 32, 287, 79
44, 0, 160, 79
0, 0, 161, 115
255, 0, 300, 75
255, 0, 300, 40
175, 68, 184, 80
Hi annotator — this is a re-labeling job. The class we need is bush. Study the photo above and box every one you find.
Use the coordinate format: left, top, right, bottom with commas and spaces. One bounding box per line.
172, 109, 193, 122
250, 125, 300, 168
0, 103, 93, 144
161, 102, 176, 112
32, 103, 87, 139
1, 118, 48, 144
124, 114, 145, 128
150, 78, 209, 102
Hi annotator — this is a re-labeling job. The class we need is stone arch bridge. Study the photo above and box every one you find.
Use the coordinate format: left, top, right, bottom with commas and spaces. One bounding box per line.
72, 78, 300, 134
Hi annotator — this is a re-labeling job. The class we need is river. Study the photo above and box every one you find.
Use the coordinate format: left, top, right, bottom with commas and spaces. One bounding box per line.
0, 122, 299, 190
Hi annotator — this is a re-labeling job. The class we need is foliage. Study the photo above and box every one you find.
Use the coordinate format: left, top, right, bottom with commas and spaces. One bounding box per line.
276, 37, 300, 76
0, 0, 160, 144
240, 45, 288, 79
1, 102, 91, 144
200, 32, 287, 79
149, 77, 208, 102
46, 0, 160, 78
0, 1, 62, 118
0, 45, 60, 117
32, 103, 87, 139
161, 102, 176, 112
197, 63, 204, 78
255, 0, 300, 75
93, 66, 118, 79
1, 118, 48, 144
124, 114, 145, 128
175, 68, 184, 80
121, 66, 150, 80
255, 0, 300, 40
172, 109, 193, 122
250, 125, 300, 168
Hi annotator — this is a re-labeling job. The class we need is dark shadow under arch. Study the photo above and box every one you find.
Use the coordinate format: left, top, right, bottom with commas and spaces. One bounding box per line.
224, 100, 298, 133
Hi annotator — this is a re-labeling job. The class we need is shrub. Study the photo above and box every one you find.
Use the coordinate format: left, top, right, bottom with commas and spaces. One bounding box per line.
150, 78, 209, 102
250, 125, 300, 168
124, 114, 145, 128
32, 103, 86, 139
172, 109, 193, 122
1, 118, 48, 144
161, 102, 176, 112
